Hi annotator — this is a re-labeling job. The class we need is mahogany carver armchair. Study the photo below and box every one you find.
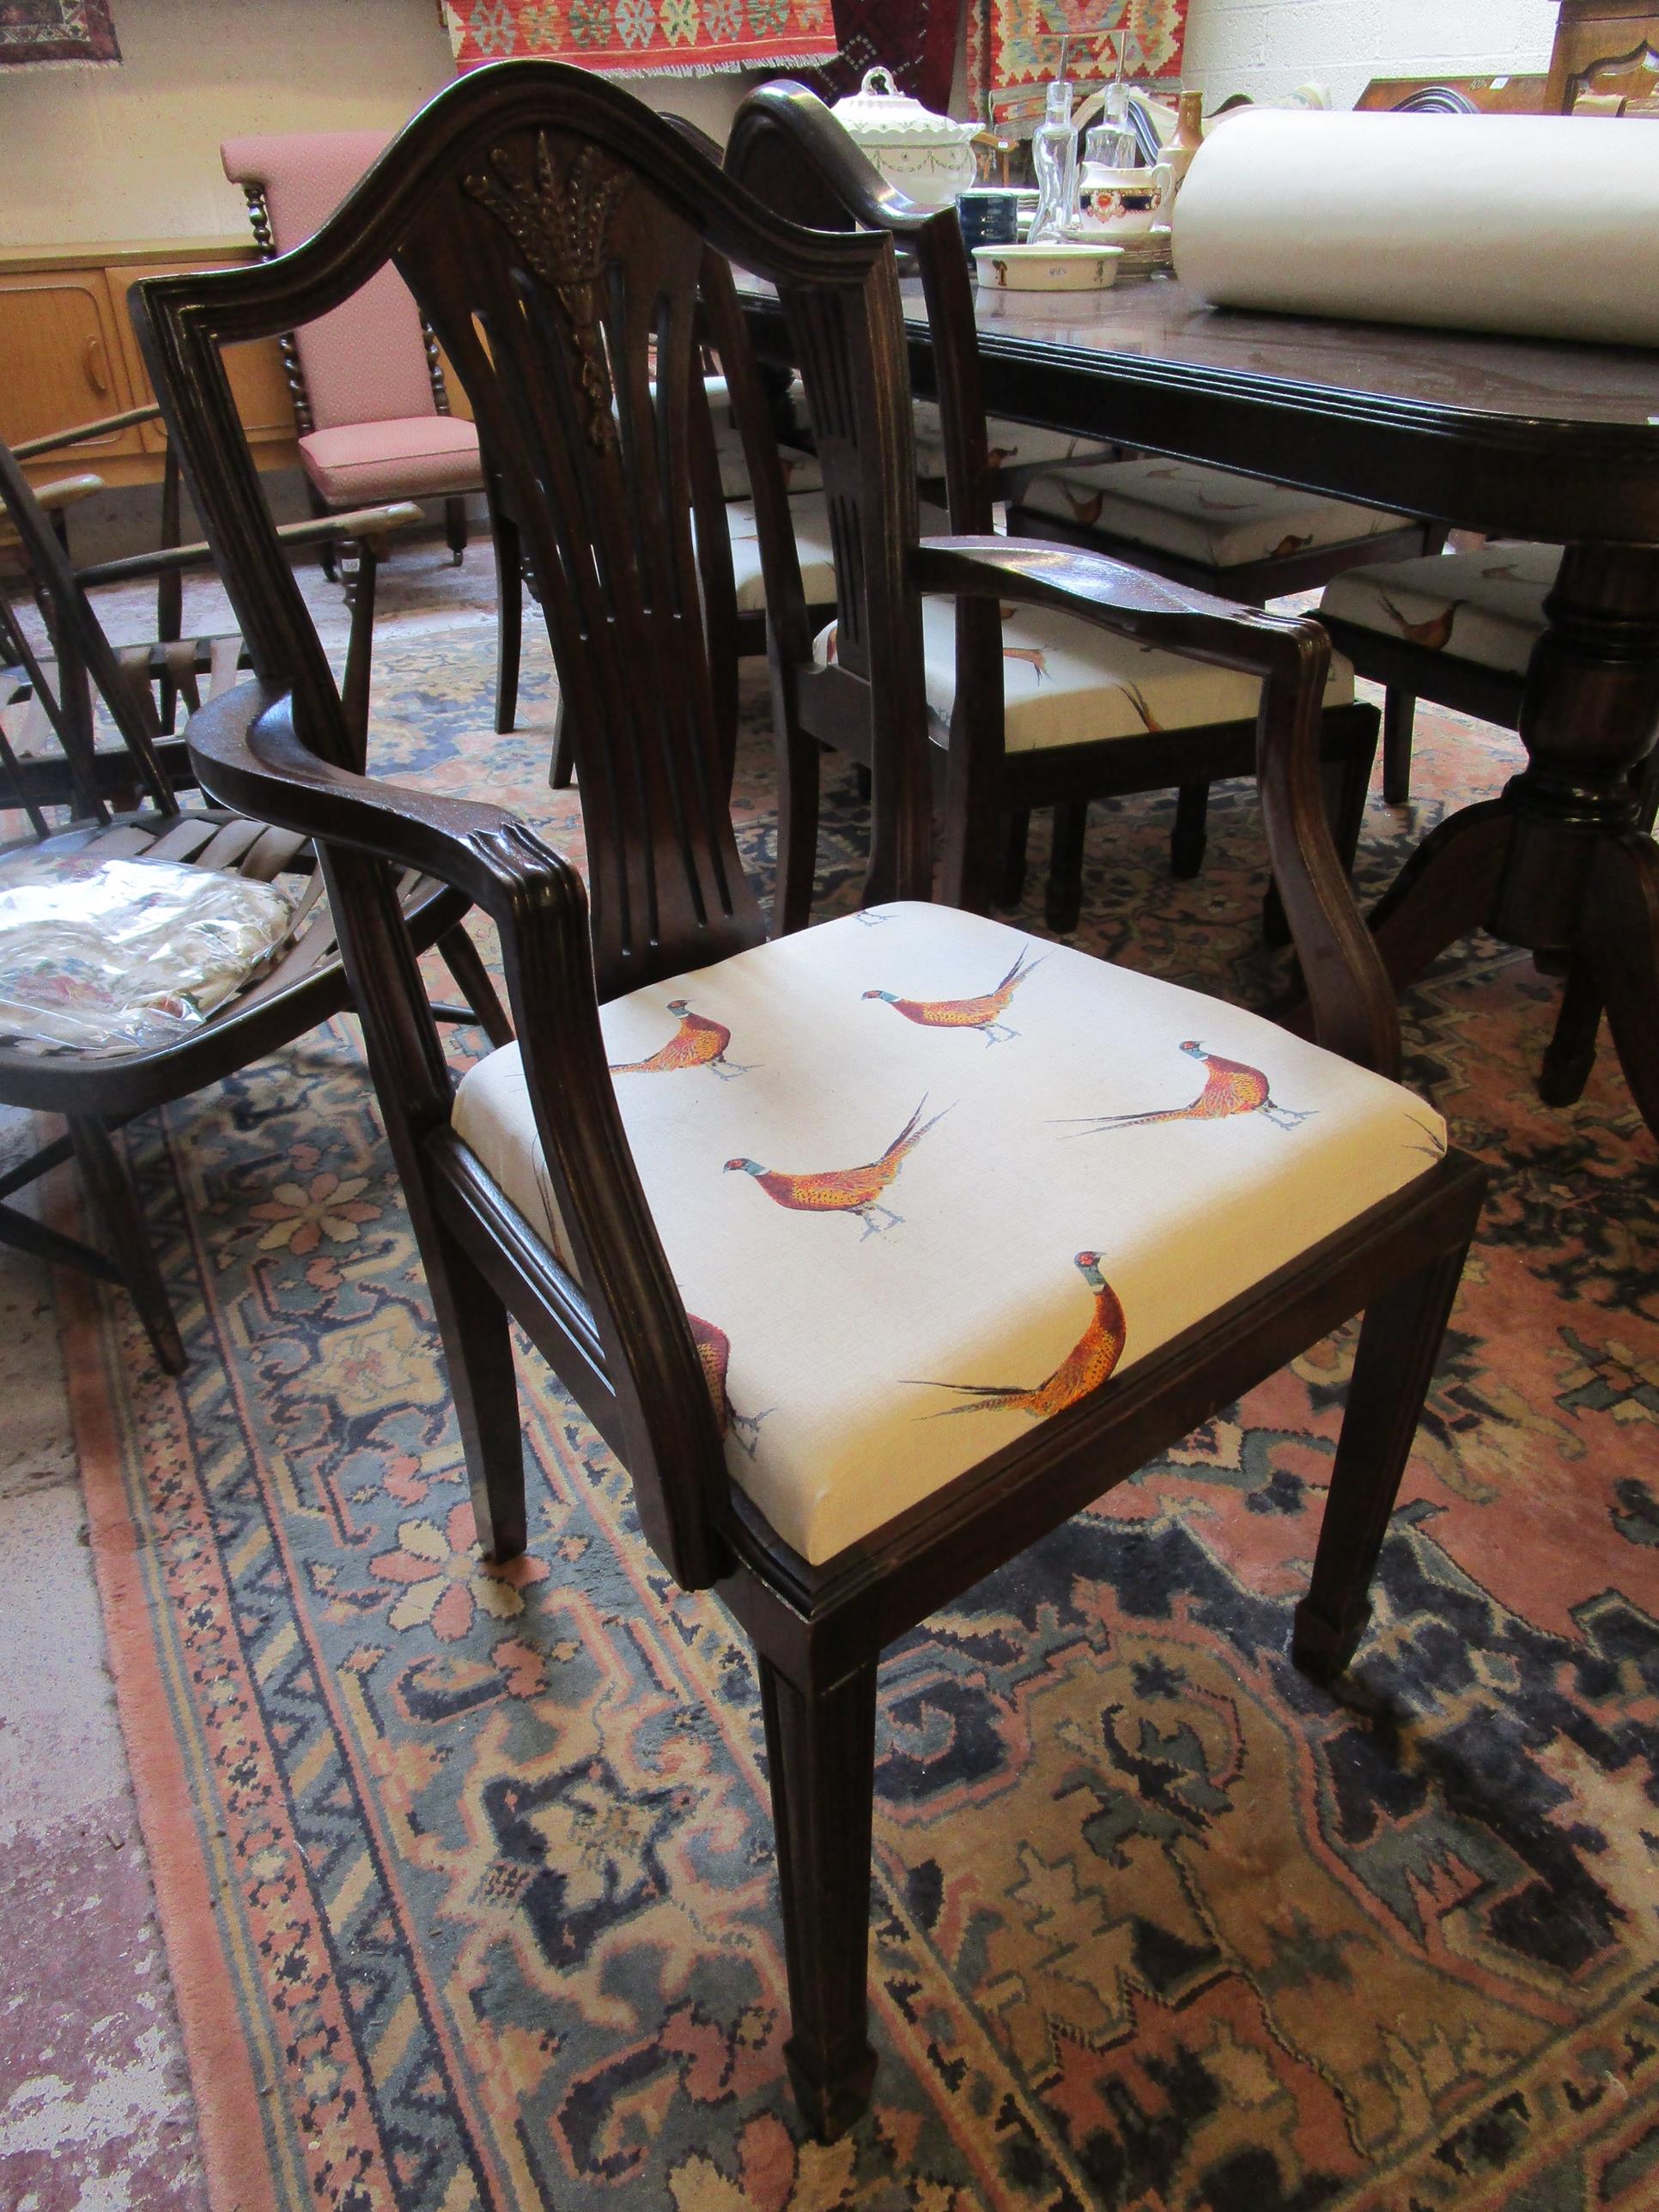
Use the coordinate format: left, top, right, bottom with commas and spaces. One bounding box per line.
726, 84, 1383, 935
0, 442, 510, 1373
138, 61, 1485, 2139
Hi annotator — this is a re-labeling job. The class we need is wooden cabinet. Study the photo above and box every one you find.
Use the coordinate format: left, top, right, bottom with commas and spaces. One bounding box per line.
0, 240, 299, 486
1547, 2, 1659, 110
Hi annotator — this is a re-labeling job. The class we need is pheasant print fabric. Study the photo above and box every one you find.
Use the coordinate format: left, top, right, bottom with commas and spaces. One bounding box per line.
813, 591, 1355, 756
453, 902, 1443, 1563
1322, 540, 1560, 675
1018, 456, 1410, 570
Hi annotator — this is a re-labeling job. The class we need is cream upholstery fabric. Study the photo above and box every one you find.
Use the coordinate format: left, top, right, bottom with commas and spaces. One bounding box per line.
812, 593, 1353, 753
1321, 543, 1559, 677
725, 493, 838, 613
703, 375, 822, 499
1018, 458, 1409, 571
453, 903, 1444, 1565
299, 417, 484, 506
911, 399, 1115, 483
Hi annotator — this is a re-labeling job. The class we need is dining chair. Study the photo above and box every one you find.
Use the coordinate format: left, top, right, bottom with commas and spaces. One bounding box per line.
0, 441, 511, 1373
726, 83, 1384, 934
139, 59, 1485, 2139
222, 131, 532, 736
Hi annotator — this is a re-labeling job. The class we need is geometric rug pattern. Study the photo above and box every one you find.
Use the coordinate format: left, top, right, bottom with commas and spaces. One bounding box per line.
66, 601, 1659, 2210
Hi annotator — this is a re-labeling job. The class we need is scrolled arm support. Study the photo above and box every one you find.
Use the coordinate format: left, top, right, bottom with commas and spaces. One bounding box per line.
911, 536, 1401, 1075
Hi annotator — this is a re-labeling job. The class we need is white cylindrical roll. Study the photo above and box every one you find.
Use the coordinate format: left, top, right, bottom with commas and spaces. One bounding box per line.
1172, 109, 1659, 349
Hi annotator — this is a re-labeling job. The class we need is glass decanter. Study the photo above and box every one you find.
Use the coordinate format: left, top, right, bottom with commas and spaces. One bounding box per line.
1029, 77, 1080, 244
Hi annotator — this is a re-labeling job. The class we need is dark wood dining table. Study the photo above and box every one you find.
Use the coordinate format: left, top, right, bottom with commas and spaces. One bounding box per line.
743, 273, 1659, 1145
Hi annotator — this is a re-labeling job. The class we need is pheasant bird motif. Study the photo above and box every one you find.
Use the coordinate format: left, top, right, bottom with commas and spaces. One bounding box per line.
724, 1096, 948, 1238
1374, 587, 1466, 653
863, 947, 1043, 1046
1060, 1040, 1314, 1133
914, 1251, 1127, 1419
688, 1313, 766, 1456
610, 1000, 753, 1080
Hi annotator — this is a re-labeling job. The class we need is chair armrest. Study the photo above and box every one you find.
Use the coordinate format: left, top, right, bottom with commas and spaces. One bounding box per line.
33, 472, 106, 513
77, 500, 423, 588
12, 404, 163, 461
911, 534, 1401, 1076
186, 677, 727, 1581
185, 678, 560, 921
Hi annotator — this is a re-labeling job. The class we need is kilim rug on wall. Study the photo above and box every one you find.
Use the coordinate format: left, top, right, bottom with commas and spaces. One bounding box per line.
442, 0, 837, 78
63, 593, 1658, 2212
0, 0, 118, 68
968, 0, 1186, 113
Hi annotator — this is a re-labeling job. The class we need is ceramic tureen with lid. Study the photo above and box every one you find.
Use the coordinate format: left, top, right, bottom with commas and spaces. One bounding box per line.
828, 66, 981, 211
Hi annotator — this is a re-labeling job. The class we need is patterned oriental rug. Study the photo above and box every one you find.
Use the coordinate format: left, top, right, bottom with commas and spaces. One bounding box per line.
968, 0, 1185, 113
442, 0, 837, 77
0, 0, 118, 68
64, 602, 1659, 2212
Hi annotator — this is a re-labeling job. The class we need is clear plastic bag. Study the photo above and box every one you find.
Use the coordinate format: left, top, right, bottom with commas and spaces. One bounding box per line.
0, 853, 296, 1054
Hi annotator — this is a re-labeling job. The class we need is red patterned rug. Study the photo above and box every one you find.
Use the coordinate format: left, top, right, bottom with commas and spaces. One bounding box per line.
968, 0, 1186, 112
67, 611, 1659, 2211
0, 0, 118, 67
442, 0, 837, 78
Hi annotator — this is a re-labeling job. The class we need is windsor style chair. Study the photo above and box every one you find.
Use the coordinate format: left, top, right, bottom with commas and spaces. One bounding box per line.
0, 441, 510, 1373
139, 61, 1484, 2139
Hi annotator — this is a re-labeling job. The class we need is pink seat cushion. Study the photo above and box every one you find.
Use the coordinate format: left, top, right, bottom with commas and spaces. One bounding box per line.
299, 417, 483, 506
222, 132, 439, 432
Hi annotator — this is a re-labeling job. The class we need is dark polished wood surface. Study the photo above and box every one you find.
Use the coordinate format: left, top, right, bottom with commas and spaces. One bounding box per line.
740, 272, 1659, 539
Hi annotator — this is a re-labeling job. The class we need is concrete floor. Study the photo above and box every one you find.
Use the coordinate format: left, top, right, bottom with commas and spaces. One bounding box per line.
0, 1203, 210, 2211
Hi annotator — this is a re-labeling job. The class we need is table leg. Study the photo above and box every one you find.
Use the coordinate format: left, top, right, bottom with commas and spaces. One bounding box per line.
1364, 545, 1659, 1140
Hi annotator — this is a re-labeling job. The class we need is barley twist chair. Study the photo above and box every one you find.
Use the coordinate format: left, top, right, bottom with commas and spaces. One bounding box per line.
222, 131, 532, 737
0, 442, 511, 1374
140, 61, 1485, 2141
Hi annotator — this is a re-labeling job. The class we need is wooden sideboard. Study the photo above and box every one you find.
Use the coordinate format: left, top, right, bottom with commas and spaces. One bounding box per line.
0, 238, 299, 485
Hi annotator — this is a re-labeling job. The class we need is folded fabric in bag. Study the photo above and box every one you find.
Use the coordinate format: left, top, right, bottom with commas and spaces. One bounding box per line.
0, 854, 295, 1054
1173, 110, 1659, 349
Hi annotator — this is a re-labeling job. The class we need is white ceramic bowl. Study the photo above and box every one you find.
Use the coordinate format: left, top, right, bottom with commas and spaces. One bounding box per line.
973, 242, 1125, 293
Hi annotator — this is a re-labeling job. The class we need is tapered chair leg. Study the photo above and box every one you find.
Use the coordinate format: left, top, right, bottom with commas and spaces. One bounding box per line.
436, 922, 514, 1048
1170, 780, 1209, 878
67, 1117, 186, 1376
443, 495, 468, 567
1382, 689, 1417, 805
998, 810, 1031, 910
425, 1210, 527, 1562
489, 489, 523, 736
758, 1656, 879, 2142
549, 696, 574, 790
1045, 799, 1089, 934
1292, 1230, 1475, 1681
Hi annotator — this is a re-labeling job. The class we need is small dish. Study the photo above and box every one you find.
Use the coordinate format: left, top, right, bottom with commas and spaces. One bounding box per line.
973, 242, 1125, 293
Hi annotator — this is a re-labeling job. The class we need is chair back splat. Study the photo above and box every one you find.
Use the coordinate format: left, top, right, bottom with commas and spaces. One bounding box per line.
135, 63, 936, 1590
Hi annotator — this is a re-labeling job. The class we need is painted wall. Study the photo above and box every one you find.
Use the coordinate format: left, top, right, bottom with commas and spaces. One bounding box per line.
0, 0, 745, 247
1180, 0, 1560, 111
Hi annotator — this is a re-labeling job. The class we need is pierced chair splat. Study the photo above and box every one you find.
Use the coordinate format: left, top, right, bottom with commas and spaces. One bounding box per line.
140, 58, 1484, 2142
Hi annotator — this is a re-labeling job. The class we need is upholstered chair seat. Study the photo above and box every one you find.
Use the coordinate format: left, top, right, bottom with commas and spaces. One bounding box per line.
910, 398, 1115, 484
812, 593, 1355, 754
298, 415, 486, 507
1321, 541, 1560, 675
1019, 457, 1415, 572
453, 902, 1443, 1565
